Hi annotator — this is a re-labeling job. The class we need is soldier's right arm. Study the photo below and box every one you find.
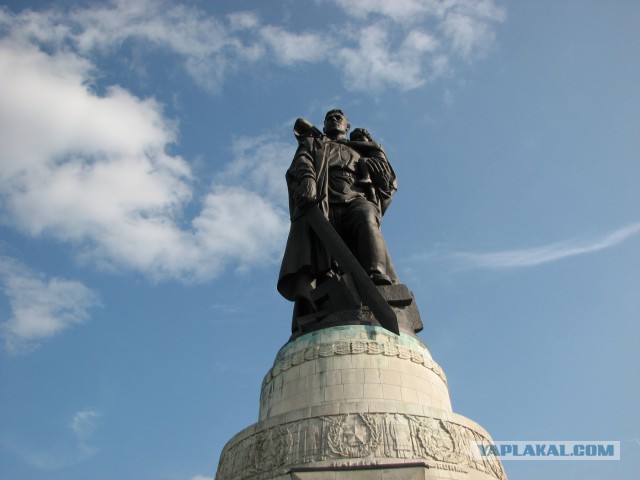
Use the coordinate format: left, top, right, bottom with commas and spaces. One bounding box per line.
290, 142, 317, 206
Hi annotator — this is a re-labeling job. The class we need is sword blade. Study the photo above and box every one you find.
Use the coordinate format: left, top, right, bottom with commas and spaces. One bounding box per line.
302, 204, 399, 335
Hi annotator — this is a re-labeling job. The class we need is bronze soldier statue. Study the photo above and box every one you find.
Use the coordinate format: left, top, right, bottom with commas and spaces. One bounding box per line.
278, 109, 400, 333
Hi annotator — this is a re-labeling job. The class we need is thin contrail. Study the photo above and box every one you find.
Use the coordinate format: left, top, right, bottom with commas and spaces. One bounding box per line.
437, 222, 640, 269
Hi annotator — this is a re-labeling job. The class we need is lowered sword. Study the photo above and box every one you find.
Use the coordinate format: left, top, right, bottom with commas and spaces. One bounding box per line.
295, 200, 399, 335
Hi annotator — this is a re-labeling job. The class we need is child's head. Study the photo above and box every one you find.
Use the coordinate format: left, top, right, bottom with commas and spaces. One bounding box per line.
350, 128, 372, 142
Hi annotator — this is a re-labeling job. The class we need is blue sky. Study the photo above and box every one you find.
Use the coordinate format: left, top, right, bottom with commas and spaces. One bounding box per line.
0, 1, 638, 479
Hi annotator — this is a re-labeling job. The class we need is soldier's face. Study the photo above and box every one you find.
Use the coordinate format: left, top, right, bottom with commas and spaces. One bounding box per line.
324, 112, 349, 135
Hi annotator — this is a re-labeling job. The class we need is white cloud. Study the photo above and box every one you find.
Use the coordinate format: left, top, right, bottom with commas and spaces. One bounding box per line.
0, 0, 505, 94
330, 0, 505, 26
333, 22, 442, 91
0, 35, 289, 283
0, 0, 505, 288
0, 257, 100, 354
0, 39, 187, 176
0, 40, 193, 275
443, 222, 640, 269
192, 186, 289, 276
260, 26, 328, 66
191, 476, 214, 480
0, 1, 262, 94
227, 11, 260, 31
328, 0, 506, 63
325, 0, 504, 92
330, 0, 447, 23
221, 135, 294, 203
441, 10, 500, 60
70, 409, 103, 442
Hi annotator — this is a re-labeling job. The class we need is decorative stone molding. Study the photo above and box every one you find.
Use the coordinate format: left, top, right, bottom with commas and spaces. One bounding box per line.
216, 412, 507, 480
261, 335, 447, 392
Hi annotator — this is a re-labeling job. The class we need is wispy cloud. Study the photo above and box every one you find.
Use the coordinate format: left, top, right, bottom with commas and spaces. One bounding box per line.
330, 0, 506, 59
0, 0, 505, 94
417, 222, 640, 270
0, 257, 101, 354
1, 408, 103, 470
70, 409, 103, 442
0, 0, 262, 95
332, 23, 441, 91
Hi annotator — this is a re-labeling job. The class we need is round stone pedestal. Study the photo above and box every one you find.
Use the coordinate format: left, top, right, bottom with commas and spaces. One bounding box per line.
215, 326, 506, 480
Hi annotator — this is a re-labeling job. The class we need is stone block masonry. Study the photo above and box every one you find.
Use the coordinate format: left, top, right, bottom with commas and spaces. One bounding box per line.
215, 326, 507, 480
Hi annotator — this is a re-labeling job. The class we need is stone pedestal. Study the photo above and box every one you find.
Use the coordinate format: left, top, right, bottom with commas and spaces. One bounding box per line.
215, 325, 507, 480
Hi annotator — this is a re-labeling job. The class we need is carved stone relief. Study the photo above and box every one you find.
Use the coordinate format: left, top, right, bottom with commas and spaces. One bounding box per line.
215, 412, 507, 480
327, 413, 382, 458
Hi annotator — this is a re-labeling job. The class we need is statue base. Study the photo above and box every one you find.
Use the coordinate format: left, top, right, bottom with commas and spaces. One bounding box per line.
215, 325, 507, 480
293, 283, 424, 340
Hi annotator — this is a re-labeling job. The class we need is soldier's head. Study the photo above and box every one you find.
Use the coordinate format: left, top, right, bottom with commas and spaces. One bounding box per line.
350, 128, 372, 142
323, 109, 350, 138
